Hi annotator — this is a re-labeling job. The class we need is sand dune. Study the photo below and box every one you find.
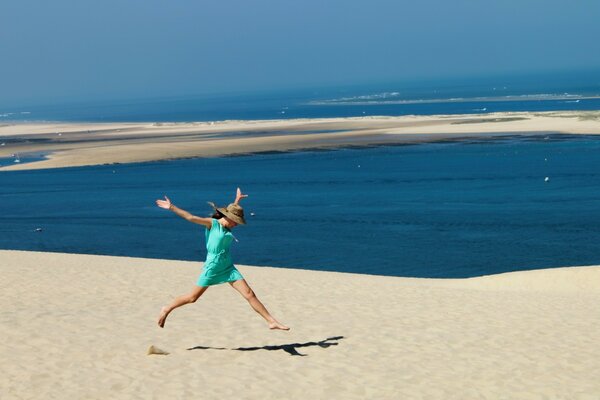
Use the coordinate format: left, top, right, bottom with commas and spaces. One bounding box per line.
1, 111, 600, 171
2, 250, 599, 399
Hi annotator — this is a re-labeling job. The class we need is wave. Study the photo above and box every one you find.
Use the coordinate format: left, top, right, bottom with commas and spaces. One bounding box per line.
308, 93, 600, 106
0, 111, 31, 118
326, 92, 401, 102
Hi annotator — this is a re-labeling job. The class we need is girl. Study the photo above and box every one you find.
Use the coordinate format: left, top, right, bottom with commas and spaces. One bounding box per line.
155, 188, 289, 331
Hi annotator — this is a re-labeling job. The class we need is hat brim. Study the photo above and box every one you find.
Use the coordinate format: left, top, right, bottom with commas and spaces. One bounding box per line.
217, 207, 246, 225
208, 202, 246, 225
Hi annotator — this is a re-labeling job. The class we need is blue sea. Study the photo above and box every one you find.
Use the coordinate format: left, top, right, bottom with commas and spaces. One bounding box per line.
1, 72, 600, 278
2, 135, 600, 278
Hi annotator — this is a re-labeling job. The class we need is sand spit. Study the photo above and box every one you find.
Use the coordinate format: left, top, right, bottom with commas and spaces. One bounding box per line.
1, 250, 599, 399
1, 111, 600, 171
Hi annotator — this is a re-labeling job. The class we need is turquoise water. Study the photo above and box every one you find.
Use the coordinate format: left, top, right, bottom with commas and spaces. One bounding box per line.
0, 152, 48, 168
2, 135, 600, 277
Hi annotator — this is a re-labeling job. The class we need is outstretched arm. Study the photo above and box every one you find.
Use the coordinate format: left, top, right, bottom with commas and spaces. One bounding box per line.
234, 187, 248, 205
156, 196, 212, 228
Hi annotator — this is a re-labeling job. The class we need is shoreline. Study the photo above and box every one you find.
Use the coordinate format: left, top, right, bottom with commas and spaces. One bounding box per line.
2, 250, 600, 398
4, 248, 600, 289
1, 111, 600, 171
4, 247, 600, 280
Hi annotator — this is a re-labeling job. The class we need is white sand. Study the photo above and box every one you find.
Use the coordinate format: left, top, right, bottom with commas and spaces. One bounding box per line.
2, 250, 599, 399
2, 111, 600, 171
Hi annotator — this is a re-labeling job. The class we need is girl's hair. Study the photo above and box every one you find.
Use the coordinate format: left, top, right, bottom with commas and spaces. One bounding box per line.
211, 211, 224, 219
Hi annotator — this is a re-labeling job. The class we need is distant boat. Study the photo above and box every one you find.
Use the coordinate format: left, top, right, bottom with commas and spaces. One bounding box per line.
14, 153, 20, 163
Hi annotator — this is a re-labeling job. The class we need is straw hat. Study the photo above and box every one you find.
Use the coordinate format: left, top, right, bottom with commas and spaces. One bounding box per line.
208, 202, 247, 225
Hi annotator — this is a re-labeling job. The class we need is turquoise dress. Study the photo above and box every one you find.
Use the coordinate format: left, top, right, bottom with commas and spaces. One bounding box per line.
197, 218, 244, 287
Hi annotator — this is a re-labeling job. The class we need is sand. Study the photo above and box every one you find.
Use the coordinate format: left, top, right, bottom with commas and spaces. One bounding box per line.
2, 250, 599, 399
2, 111, 600, 171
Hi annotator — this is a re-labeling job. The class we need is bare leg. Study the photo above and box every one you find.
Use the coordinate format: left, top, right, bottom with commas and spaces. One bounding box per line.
158, 285, 208, 328
229, 279, 290, 330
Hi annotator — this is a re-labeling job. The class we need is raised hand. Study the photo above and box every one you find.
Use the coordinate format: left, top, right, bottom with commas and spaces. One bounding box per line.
156, 195, 172, 210
234, 187, 248, 204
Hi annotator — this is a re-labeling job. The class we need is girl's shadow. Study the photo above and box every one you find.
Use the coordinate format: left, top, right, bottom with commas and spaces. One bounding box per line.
187, 336, 344, 356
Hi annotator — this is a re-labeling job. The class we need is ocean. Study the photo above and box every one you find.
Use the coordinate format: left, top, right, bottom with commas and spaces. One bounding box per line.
2, 135, 600, 278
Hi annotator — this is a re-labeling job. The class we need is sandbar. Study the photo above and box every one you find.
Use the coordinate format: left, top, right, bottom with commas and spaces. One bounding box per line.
1, 111, 600, 170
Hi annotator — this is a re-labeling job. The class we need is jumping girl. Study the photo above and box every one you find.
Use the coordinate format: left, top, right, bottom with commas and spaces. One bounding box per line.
155, 188, 289, 331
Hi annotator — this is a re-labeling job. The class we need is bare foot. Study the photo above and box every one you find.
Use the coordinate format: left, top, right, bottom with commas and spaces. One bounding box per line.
157, 307, 169, 328
268, 321, 290, 331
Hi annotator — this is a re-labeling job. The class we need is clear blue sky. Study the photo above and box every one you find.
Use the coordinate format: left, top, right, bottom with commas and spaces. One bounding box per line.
2, 0, 599, 107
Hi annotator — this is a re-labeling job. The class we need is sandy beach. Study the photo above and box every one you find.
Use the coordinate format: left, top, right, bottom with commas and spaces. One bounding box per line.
1, 111, 600, 171
2, 250, 599, 399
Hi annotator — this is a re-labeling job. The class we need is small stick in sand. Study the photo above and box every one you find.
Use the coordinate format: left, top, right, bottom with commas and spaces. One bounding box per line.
147, 345, 169, 355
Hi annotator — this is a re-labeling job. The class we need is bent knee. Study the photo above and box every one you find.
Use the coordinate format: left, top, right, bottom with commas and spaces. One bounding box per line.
187, 296, 197, 303
188, 293, 202, 303
243, 290, 256, 300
